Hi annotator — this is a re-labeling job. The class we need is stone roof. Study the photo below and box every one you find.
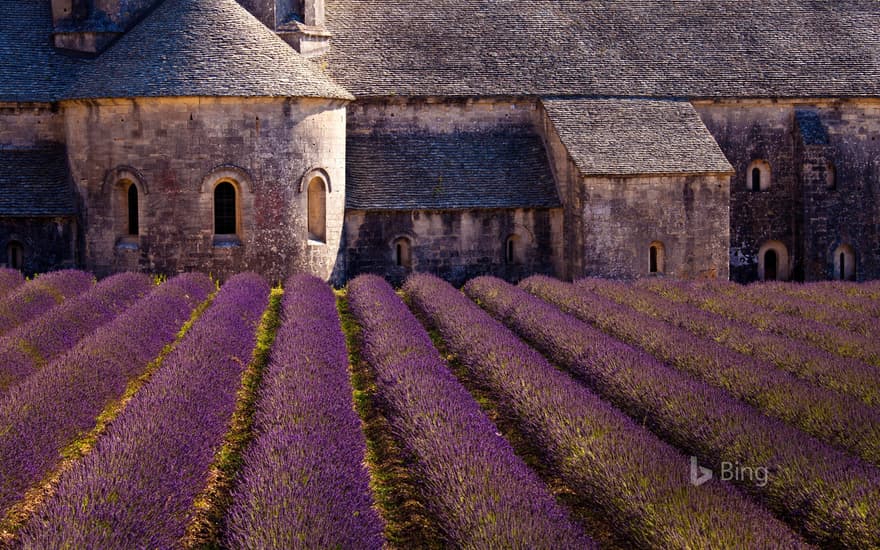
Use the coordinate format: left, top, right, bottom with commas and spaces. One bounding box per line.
346, 128, 560, 210
324, 0, 880, 98
67, 0, 353, 101
0, 147, 76, 217
0, 1, 86, 103
542, 98, 734, 176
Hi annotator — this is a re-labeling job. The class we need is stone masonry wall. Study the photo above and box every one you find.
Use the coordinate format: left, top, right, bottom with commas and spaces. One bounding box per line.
0, 103, 64, 148
0, 217, 77, 276
344, 208, 563, 286
63, 96, 347, 283
581, 174, 731, 280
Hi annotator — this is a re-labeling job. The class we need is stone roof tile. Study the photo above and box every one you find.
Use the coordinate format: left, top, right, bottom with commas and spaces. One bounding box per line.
0, 147, 76, 217
346, 128, 560, 210
542, 98, 734, 176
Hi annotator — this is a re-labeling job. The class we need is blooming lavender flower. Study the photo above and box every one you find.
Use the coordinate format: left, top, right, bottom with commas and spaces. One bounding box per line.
477, 275, 880, 548
0, 273, 213, 520
522, 276, 880, 465
406, 273, 808, 549
225, 274, 383, 549
0, 268, 23, 298
348, 274, 592, 549
18, 273, 269, 549
579, 278, 880, 408
0, 270, 93, 337
0, 272, 154, 392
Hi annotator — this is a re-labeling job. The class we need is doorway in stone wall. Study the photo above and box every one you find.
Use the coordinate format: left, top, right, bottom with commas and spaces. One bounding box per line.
764, 250, 778, 281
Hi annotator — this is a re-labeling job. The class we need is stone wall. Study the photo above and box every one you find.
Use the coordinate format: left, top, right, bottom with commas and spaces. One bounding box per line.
580, 174, 731, 280
0, 103, 64, 147
62, 96, 347, 283
0, 217, 77, 276
344, 208, 563, 286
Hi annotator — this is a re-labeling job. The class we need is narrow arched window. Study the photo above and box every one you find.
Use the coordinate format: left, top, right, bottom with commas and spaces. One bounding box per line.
751, 168, 761, 192
7, 241, 23, 270
649, 241, 665, 274
307, 177, 326, 243
833, 244, 856, 281
394, 237, 412, 269
764, 250, 778, 281
748, 160, 771, 192
214, 182, 237, 235
505, 235, 519, 264
127, 183, 139, 236
826, 163, 836, 190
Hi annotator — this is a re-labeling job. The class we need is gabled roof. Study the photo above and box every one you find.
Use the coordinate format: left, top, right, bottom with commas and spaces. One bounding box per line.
542, 98, 733, 176
0, 147, 76, 217
346, 128, 560, 210
67, 0, 353, 101
0, 1, 86, 103
324, 0, 880, 98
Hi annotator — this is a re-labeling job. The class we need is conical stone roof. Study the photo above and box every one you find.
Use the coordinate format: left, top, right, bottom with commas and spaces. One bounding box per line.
67, 0, 353, 101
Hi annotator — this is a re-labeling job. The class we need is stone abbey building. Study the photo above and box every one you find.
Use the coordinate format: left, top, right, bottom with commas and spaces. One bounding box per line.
1, 0, 878, 284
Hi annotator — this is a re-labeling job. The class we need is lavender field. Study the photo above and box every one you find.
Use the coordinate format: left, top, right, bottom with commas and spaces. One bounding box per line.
0, 267, 878, 549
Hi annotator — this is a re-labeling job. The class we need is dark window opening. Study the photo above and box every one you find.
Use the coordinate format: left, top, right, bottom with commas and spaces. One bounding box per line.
307, 178, 326, 242
751, 167, 761, 192
650, 246, 659, 273
127, 184, 139, 236
840, 252, 846, 281
506, 236, 516, 264
7, 241, 23, 270
214, 182, 237, 235
765, 250, 778, 281
826, 163, 837, 190
394, 238, 412, 269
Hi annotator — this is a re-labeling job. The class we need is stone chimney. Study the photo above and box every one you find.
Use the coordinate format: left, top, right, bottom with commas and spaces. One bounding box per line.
51, 0, 159, 54
238, 0, 331, 57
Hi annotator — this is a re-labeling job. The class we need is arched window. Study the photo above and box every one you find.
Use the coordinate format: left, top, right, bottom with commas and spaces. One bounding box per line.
758, 241, 789, 281
747, 160, 771, 192
826, 162, 836, 190
833, 244, 856, 281
505, 235, 519, 264
127, 183, 139, 236
214, 181, 238, 235
393, 237, 412, 269
307, 177, 326, 243
7, 241, 23, 270
649, 241, 665, 274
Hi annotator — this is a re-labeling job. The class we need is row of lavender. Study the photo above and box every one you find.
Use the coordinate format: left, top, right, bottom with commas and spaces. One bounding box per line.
640, 278, 880, 367
0, 270, 94, 337
347, 275, 591, 548
0, 272, 154, 392
405, 274, 805, 548
519, 276, 880, 465
224, 275, 383, 548
20, 274, 268, 547
467, 276, 880, 548
579, 278, 880, 408
0, 273, 214, 525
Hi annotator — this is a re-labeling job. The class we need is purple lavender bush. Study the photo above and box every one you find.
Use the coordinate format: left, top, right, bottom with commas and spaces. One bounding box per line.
0, 270, 93, 337
405, 273, 806, 549
468, 276, 880, 548
0, 273, 213, 520
225, 274, 383, 549
19, 273, 269, 549
639, 278, 880, 367
0, 272, 154, 392
757, 280, 880, 320
522, 276, 880, 465
0, 268, 23, 298
348, 274, 592, 549
579, 278, 880, 408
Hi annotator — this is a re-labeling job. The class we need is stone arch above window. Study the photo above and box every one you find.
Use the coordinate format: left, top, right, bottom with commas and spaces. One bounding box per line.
102, 166, 149, 196
649, 241, 666, 274
298, 167, 332, 194
747, 160, 771, 192
392, 236, 413, 269
758, 240, 789, 281
199, 165, 253, 194
833, 244, 856, 281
